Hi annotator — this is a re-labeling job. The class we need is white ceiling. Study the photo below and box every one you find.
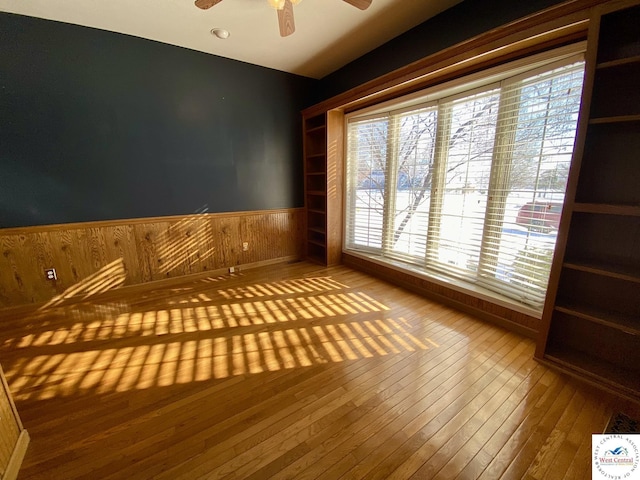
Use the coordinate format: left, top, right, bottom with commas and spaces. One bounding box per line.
0, 0, 462, 79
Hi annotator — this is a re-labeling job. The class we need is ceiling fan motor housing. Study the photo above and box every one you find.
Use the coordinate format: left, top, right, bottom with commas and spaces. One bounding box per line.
195, 0, 371, 37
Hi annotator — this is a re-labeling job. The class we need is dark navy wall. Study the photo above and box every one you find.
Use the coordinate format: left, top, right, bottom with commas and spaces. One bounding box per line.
1, 1, 573, 228
319, 0, 567, 99
0, 13, 318, 228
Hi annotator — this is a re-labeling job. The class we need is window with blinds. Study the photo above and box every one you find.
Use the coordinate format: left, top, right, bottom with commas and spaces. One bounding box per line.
345, 49, 585, 310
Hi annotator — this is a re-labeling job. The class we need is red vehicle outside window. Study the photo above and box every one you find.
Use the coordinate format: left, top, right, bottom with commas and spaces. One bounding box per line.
515, 202, 563, 232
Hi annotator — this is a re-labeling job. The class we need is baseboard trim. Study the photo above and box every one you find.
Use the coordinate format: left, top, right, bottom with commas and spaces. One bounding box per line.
0, 207, 304, 235
111, 255, 301, 296
0, 255, 300, 320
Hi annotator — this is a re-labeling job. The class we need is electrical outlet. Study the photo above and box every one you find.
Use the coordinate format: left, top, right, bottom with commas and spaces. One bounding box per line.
229, 266, 235, 274
242, 242, 249, 251
45, 268, 57, 281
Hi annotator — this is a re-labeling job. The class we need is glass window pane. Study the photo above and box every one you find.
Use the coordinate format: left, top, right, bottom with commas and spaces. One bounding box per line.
344, 52, 585, 311
347, 118, 388, 249
428, 89, 500, 276
479, 63, 584, 307
390, 108, 437, 260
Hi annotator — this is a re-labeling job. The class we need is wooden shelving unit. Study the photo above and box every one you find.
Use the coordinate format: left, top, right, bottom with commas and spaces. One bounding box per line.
302, 110, 344, 265
536, 0, 640, 402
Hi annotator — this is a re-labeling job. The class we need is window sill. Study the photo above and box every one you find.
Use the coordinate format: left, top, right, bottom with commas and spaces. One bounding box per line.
343, 249, 543, 320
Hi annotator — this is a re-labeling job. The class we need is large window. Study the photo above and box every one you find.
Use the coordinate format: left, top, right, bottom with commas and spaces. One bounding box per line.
345, 49, 585, 310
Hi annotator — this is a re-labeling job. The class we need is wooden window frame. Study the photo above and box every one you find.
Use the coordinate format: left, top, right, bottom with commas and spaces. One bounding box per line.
302, 0, 610, 337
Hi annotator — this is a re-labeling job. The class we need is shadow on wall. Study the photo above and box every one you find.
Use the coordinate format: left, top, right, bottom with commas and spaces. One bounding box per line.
0, 208, 303, 308
155, 213, 216, 275
33, 212, 216, 310
38, 258, 127, 310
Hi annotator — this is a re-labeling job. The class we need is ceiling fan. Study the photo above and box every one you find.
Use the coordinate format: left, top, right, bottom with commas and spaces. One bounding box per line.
194, 0, 372, 37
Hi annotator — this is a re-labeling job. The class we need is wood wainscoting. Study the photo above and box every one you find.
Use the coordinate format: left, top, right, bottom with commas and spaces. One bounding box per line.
0, 208, 304, 309
0, 364, 29, 480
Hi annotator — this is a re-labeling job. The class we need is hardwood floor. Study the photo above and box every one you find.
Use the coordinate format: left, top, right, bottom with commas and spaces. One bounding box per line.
0, 261, 632, 479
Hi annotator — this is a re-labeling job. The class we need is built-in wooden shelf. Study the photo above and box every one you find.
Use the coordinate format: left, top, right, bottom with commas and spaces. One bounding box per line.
306, 242, 327, 265
563, 260, 640, 283
303, 111, 344, 266
589, 114, 640, 124
597, 54, 640, 69
572, 202, 640, 216
544, 348, 640, 399
537, 1, 640, 404
555, 303, 640, 336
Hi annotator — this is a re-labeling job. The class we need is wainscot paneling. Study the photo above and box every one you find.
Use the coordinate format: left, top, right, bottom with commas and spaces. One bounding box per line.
0, 209, 304, 309
343, 252, 539, 338
0, 363, 29, 480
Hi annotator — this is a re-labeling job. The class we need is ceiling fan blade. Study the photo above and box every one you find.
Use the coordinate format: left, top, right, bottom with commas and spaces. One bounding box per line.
343, 0, 372, 10
277, 0, 295, 37
194, 0, 223, 10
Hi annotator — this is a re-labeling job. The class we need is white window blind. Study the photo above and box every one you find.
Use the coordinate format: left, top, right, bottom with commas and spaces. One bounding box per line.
346, 116, 388, 250
345, 52, 585, 309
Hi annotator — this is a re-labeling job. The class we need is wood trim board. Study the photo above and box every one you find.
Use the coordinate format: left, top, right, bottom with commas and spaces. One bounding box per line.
303, 0, 605, 117
343, 253, 539, 338
2, 431, 29, 480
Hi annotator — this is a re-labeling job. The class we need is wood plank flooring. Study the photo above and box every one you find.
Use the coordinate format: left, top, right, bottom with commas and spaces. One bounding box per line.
0, 261, 633, 479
